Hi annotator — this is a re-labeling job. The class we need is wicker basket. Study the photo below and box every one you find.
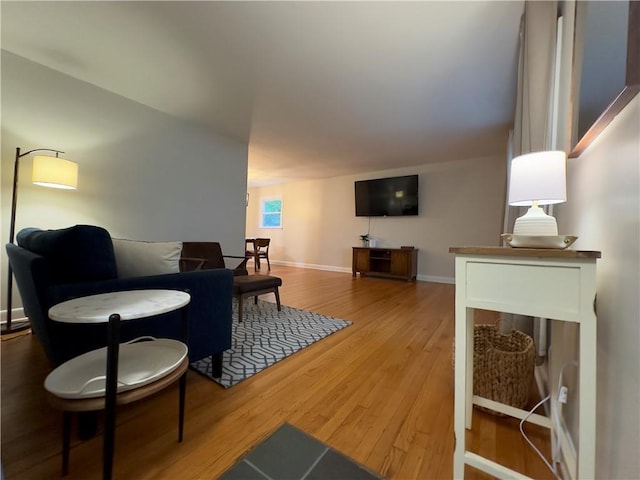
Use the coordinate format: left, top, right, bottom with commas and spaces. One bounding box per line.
472, 324, 535, 414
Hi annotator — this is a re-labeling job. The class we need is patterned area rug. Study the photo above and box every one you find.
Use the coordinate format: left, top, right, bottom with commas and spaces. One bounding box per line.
190, 300, 352, 388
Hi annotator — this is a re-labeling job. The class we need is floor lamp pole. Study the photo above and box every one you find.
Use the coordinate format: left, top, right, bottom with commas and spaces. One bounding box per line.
3, 147, 67, 335
4, 148, 29, 334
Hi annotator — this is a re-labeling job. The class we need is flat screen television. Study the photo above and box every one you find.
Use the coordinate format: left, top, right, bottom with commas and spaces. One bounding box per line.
354, 175, 419, 217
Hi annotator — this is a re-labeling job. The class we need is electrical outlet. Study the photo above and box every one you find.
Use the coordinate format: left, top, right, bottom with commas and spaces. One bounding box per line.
558, 386, 569, 403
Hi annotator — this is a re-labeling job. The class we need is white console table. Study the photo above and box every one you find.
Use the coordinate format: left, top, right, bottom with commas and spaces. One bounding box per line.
449, 247, 600, 479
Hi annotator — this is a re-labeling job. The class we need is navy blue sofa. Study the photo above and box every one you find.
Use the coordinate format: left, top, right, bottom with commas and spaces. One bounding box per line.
6, 225, 233, 375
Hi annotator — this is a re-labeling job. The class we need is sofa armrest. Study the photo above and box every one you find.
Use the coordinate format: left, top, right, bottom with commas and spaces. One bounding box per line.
5, 243, 58, 363
47, 268, 230, 300
46, 269, 233, 363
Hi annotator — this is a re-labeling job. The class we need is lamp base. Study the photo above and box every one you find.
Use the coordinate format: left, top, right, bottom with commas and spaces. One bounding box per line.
513, 205, 559, 236
1, 318, 31, 336
502, 234, 578, 249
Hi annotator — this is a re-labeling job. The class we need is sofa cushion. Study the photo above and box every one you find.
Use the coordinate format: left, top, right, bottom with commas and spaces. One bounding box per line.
112, 238, 182, 278
16, 225, 117, 284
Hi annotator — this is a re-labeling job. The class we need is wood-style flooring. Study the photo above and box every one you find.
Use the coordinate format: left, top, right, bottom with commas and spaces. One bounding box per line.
1, 266, 553, 479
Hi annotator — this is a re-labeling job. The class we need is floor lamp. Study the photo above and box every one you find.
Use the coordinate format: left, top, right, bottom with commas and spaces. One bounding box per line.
3, 147, 78, 335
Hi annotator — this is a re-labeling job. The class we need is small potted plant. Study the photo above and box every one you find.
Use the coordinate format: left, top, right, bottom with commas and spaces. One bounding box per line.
360, 234, 369, 247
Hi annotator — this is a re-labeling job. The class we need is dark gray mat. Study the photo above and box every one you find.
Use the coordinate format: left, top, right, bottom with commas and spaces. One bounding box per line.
220, 423, 384, 480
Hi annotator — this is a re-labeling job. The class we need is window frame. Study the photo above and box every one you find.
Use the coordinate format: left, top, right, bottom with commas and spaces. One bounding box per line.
259, 196, 283, 229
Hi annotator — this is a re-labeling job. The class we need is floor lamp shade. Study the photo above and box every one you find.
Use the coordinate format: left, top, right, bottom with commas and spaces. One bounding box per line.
32, 155, 78, 189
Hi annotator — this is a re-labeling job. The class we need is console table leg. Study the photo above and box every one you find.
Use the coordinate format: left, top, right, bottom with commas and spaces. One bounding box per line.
453, 299, 470, 479
579, 311, 597, 478
465, 308, 474, 429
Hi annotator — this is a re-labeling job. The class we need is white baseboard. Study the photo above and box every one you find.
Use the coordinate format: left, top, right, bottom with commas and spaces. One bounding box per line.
270, 260, 352, 274
417, 274, 455, 284
270, 260, 454, 284
1, 308, 27, 324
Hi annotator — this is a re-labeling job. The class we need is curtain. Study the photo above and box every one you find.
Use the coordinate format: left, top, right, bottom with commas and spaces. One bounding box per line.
504, 0, 559, 236
513, 1, 558, 154
503, 1, 559, 337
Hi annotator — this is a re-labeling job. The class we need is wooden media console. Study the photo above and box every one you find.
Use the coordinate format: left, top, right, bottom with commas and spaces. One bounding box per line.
352, 246, 418, 281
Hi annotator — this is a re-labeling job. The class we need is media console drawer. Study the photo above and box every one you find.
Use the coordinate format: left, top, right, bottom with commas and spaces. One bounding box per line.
352, 247, 417, 281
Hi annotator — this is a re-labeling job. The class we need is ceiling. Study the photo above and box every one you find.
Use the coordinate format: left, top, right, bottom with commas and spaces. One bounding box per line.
1, 1, 524, 186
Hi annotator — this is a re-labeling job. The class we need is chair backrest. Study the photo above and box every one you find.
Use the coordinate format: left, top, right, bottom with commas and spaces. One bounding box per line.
255, 238, 270, 252
181, 242, 226, 270
179, 257, 206, 272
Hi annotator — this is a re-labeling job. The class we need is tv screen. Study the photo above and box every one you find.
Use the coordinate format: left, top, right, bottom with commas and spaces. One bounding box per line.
355, 175, 419, 217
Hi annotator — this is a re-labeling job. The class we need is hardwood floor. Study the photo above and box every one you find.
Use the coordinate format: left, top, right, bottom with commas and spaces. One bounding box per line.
1, 266, 553, 479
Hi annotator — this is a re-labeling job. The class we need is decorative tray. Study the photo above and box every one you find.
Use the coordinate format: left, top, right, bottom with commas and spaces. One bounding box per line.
501, 234, 578, 249
44, 338, 188, 399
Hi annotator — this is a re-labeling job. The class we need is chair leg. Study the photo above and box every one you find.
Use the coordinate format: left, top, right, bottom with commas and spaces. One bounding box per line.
178, 373, 186, 442
254, 295, 258, 305
238, 297, 244, 323
274, 287, 281, 311
62, 411, 72, 476
266, 255, 271, 270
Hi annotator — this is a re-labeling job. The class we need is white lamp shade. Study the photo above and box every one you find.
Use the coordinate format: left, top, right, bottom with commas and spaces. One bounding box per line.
32, 155, 78, 190
508, 150, 566, 206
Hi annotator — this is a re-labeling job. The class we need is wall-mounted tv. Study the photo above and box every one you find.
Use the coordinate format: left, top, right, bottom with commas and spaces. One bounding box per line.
354, 174, 419, 217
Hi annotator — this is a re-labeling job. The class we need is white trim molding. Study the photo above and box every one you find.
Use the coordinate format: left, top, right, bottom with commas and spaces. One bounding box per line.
271, 260, 454, 284
1, 308, 27, 324
270, 260, 351, 274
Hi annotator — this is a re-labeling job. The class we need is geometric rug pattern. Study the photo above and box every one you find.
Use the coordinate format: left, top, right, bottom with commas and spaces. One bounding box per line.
190, 300, 352, 388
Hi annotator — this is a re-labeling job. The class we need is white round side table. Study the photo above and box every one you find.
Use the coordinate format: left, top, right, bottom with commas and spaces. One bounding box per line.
46, 289, 190, 480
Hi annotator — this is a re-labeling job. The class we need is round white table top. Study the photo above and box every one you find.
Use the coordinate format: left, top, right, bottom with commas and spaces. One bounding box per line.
48, 289, 191, 324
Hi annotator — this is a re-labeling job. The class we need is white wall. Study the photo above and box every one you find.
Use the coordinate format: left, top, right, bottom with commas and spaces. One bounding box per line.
1, 52, 249, 313
247, 154, 507, 282
554, 95, 639, 479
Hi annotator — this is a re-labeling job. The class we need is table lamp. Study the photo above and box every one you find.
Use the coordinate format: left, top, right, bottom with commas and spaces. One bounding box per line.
508, 150, 567, 236
3, 148, 78, 334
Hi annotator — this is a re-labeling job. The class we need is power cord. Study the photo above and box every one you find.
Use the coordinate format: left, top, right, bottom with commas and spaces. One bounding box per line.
519, 395, 563, 480
519, 344, 579, 480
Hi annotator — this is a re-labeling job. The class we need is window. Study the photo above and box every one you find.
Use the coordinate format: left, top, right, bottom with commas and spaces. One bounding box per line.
260, 197, 282, 228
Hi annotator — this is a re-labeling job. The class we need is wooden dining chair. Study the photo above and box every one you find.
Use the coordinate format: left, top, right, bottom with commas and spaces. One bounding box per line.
245, 238, 271, 271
